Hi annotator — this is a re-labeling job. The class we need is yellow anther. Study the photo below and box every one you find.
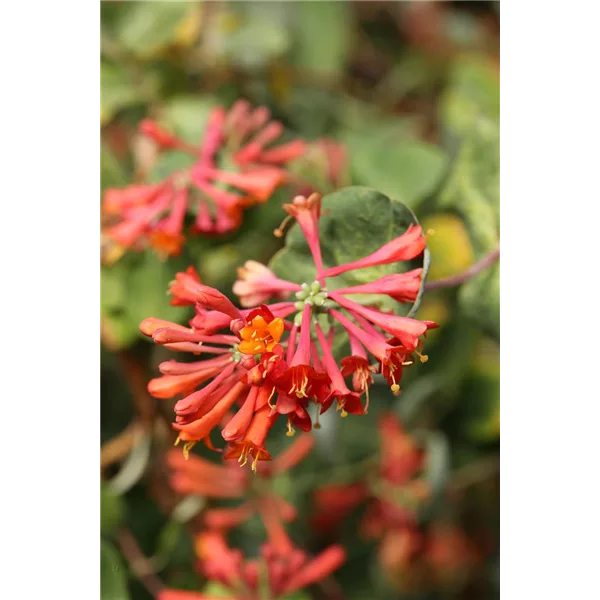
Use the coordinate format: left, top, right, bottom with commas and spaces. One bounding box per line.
274, 215, 293, 238
251, 453, 260, 473
286, 419, 295, 437
340, 409, 348, 418
182, 440, 196, 460
427, 228, 436, 236
391, 383, 401, 395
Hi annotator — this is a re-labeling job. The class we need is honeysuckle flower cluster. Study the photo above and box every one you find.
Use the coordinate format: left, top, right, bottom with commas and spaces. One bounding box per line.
140, 192, 436, 470
159, 528, 346, 600
102, 99, 307, 259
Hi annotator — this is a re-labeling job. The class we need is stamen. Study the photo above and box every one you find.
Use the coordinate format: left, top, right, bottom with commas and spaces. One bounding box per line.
273, 215, 293, 238
340, 408, 348, 418
391, 383, 400, 395
286, 418, 295, 437
182, 440, 196, 460
314, 409, 321, 429
267, 386, 277, 409
238, 445, 249, 468
251, 452, 260, 473
416, 350, 429, 363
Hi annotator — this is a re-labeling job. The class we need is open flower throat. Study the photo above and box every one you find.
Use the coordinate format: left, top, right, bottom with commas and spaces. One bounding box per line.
140, 193, 437, 470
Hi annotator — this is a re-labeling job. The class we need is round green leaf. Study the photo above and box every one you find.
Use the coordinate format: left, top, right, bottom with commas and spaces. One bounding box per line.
101, 62, 141, 124
291, 1, 351, 78
350, 139, 448, 210
269, 186, 430, 316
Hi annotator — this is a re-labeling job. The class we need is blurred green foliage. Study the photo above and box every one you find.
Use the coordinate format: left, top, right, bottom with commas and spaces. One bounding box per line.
101, 2, 499, 599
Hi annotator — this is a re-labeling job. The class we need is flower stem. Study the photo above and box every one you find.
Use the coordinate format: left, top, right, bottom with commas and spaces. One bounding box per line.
116, 528, 164, 598
424, 247, 499, 292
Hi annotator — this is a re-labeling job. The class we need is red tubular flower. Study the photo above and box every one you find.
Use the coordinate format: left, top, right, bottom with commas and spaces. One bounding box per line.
278, 193, 325, 278
314, 323, 363, 416
334, 269, 423, 304
281, 546, 347, 595
276, 305, 330, 403
330, 309, 408, 394
320, 224, 426, 278
173, 381, 247, 449
139, 119, 188, 150
311, 482, 370, 535
233, 261, 301, 308
106, 187, 172, 248
379, 413, 425, 484
103, 183, 166, 216
330, 292, 433, 353
223, 403, 278, 471
195, 165, 286, 204
202, 502, 255, 531
149, 187, 188, 256
166, 450, 247, 498
189, 532, 345, 600
260, 139, 307, 164
340, 332, 377, 409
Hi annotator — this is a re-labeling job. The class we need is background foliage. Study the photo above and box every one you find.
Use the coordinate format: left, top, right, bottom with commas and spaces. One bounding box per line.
101, 2, 499, 599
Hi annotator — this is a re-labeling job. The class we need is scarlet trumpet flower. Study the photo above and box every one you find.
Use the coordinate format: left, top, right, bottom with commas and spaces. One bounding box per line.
140, 190, 435, 467
102, 100, 307, 260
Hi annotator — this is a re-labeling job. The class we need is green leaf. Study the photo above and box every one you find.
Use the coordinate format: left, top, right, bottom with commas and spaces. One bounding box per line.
101, 145, 128, 191
292, 1, 351, 77
101, 540, 130, 600
147, 151, 196, 184
207, 2, 291, 69
101, 62, 140, 124
456, 336, 500, 443
102, 252, 191, 350
101, 261, 140, 351
281, 593, 312, 600
116, 1, 192, 58
101, 483, 124, 535
440, 53, 500, 140
202, 582, 233, 597
126, 251, 191, 327
350, 138, 448, 210
269, 186, 430, 316
151, 520, 187, 571
459, 261, 500, 341
161, 96, 218, 144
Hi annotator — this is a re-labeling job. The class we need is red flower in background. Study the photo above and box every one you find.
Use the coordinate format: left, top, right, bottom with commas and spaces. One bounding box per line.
159, 525, 345, 600
102, 100, 307, 259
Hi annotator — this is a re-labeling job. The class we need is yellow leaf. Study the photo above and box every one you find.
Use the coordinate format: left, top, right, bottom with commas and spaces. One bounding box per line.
421, 213, 474, 281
